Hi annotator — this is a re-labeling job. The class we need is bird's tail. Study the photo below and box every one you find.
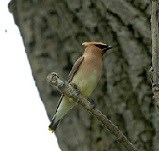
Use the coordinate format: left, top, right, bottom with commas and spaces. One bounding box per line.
48, 96, 77, 132
48, 115, 60, 132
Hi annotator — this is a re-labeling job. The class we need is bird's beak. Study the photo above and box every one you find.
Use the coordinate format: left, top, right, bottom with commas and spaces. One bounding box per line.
103, 45, 112, 52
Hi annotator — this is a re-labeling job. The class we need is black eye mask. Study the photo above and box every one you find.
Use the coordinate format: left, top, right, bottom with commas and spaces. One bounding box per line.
95, 44, 112, 51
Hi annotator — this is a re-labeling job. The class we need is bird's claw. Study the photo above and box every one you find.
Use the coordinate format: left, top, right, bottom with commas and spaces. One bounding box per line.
70, 83, 81, 95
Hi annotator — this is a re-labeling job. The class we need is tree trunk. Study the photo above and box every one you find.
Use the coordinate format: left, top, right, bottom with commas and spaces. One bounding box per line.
9, 0, 159, 151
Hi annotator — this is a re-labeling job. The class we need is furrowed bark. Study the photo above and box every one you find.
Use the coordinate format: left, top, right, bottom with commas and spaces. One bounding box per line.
151, 0, 159, 109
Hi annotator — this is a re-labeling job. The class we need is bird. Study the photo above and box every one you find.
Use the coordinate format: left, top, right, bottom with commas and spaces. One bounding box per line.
48, 41, 112, 132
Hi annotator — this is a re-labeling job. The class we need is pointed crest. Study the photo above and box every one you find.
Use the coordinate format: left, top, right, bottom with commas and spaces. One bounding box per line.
82, 41, 107, 47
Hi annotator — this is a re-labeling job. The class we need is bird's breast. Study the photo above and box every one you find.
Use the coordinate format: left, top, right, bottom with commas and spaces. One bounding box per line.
72, 68, 101, 97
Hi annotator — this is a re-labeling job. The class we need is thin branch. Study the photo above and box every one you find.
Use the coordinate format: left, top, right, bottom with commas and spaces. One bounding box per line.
47, 72, 138, 151
151, 0, 159, 109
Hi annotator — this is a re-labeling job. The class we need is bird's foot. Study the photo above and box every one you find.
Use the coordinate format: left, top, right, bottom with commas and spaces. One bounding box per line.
70, 83, 81, 95
88, 99, 96, 109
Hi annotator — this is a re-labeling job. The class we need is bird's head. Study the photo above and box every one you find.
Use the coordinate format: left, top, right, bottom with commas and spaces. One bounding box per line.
82, 41, 112, 55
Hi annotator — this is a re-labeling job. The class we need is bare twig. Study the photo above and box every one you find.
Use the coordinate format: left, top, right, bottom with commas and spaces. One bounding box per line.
151, 0, 159, 109
47, 72, 138, 151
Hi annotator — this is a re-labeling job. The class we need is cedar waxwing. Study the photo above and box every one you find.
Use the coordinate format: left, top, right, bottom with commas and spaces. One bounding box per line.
48, 41, 112, 132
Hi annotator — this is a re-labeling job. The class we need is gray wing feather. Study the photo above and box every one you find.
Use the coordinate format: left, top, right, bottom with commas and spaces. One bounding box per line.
67, 56, 84, 82
55, 56, 84, 112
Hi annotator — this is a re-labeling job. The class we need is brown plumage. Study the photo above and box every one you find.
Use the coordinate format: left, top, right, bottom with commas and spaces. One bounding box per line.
48, 41, 112, 132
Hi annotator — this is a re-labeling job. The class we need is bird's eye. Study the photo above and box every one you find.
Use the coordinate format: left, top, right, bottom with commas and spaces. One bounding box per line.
95, 44, 108, 49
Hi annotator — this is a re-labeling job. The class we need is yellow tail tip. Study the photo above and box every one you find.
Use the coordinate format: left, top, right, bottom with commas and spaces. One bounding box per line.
48, 127, 54, 133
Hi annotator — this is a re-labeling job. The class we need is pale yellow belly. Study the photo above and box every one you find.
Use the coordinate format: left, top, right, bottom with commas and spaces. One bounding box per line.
72, 70, 99, 97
